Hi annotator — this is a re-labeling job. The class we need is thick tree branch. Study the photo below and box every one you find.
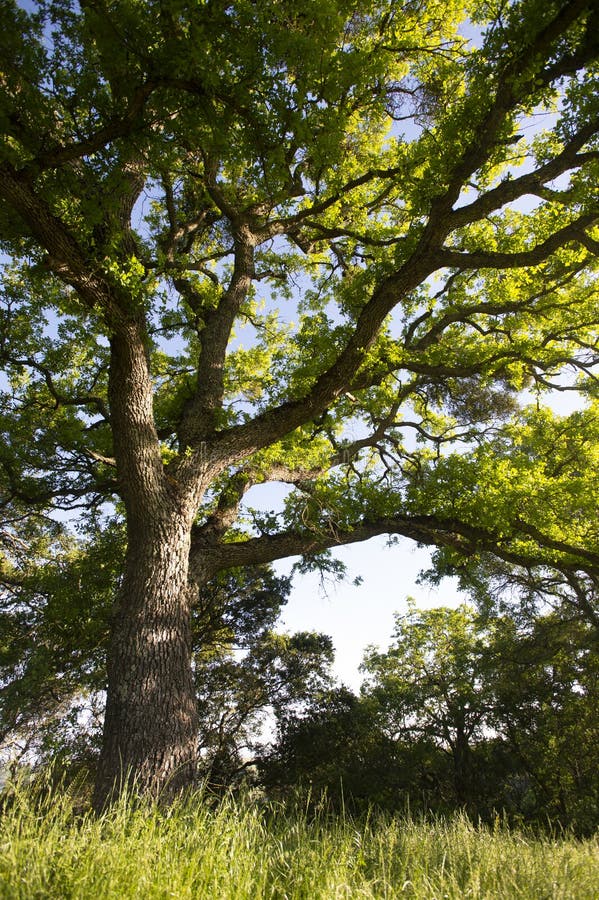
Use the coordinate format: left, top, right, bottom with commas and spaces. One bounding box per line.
0, 164, 126, 321
205, 251, 437, 467
437, 214, 599, 270
192, 511, 599, 585
23, 82, 153, 174
177, 224, 256, 447
424, 0, 598, 221
184, 4, 599, 479
84, 449, 117, 468
515, 521, 599, 568
404, 264, 586, 350
447, 128, 599, 231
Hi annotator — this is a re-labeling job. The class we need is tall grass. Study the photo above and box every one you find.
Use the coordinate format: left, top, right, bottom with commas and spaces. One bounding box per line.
0, 778, 597, 899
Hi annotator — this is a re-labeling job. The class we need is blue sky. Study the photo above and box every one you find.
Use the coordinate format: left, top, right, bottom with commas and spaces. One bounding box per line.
275, 537, 461, 690
240, 474, 465, 690
262, 383, 586, 691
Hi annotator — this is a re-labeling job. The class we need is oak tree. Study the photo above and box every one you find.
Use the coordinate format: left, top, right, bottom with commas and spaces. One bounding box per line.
1, 0, 599, 806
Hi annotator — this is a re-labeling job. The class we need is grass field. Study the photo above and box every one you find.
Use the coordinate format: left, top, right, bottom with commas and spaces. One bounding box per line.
0, 781, 597, 899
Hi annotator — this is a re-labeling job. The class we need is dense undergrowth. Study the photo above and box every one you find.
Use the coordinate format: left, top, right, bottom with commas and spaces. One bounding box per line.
0, 779, 597, 899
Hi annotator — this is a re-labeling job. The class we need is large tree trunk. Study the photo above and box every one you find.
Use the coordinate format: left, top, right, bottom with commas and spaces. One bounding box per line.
93, 515, 199, 810
91, 322, 205, 809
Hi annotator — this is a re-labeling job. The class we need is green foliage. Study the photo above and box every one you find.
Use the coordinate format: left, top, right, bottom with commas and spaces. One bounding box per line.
2, 0, 598, 541
487, 613, 599, 832
261, 687, 403, 810
412, 403, 599, 620
0, 518, 120, 754
1, 0, 599, 802
264, 601, 599, 833
362, 603, 491, 805
193, 567, 335, 786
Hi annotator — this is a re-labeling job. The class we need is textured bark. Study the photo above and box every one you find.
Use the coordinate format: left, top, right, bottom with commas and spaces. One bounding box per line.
93, 516, 199, 809
93, 323, 203, 809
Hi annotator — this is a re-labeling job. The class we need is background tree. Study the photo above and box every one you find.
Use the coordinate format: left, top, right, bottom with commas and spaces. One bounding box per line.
0, 519, 119, 770
486, 612, 599, 833
361, 603, 491, 806
193, 571, 335, 787
260, 686, 411, 813
1, 0, 599, 805
262, 603, 599, 832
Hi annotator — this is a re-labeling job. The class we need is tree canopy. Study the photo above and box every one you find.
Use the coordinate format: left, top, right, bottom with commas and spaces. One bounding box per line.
1, 0, 598, 803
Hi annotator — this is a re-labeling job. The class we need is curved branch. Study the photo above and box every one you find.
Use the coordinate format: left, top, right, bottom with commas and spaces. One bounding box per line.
0, 164, 125, 322
205, 250, 437, 468
448, 130, 599, 231
424, 0, 599, 221
25, 82, 153, 173
437, 214, 599, 271
177, 225, 256, 447
2, 355, 109, 419
405, 263, 587, 350
192, 511, 599, 583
